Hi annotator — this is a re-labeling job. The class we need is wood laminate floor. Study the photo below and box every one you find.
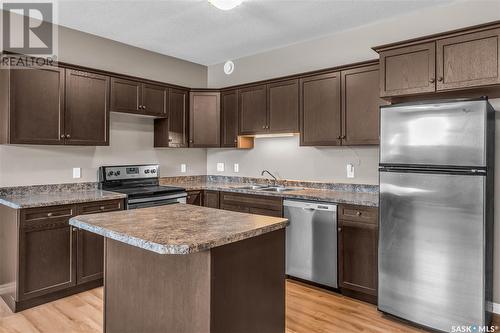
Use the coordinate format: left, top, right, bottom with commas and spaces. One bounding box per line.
0, 280, 498, 333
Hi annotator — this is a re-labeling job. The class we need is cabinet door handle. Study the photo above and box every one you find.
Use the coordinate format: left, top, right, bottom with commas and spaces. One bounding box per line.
66, 134, 71, 139
60, 134, 65, 139
437, 77, 443, 82
72, 227, 77, 232
234, 139, 238, 143
338, 227, 342, 232
337, 136, 342, 140
143, 105, 147, 110
342, 135, 346, 139
262, 125, 266, 129
429, 78, 435, 83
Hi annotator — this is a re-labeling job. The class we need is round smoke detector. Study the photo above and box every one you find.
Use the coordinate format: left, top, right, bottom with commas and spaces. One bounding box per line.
224, 60, 235, 75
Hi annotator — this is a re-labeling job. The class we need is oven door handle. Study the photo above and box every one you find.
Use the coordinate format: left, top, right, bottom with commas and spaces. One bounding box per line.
127, 193, 187, 204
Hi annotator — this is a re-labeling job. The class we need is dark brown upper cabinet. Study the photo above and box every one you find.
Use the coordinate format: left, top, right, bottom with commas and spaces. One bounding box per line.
111, 78, 167, 117
221, 90, 238, 147
341, 65, 387, 146
142, 84, 168, 116
378, 42, 436, 97
0, 65, 109, 146
189, 91, 220, 148
2, 66, 65, 145
65, 70, 110, 146
238, 81, 299, 136
300, 72, 341, 146
154, 88, 188, 148
110, 78, 141, 114
268, 79, 299, 133
376, 24, 500, 97
436, 28, 500, 91
238, 84, 268, 135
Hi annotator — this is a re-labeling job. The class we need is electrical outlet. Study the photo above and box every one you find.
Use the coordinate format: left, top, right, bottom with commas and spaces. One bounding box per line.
217, 162, 225, 172
346, 163, 355, 178
73, 168, 81, 179
181, 164, 187, 173
234, 163, 239, 173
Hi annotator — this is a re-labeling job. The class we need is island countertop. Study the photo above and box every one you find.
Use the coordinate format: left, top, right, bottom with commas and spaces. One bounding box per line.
69, 204, 288, 255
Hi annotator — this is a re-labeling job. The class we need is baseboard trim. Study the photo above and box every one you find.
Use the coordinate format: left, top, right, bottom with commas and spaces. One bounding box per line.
494, 302, 500, 315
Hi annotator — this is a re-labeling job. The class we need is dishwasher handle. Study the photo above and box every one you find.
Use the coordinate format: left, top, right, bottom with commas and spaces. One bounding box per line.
283, 200, 337, 212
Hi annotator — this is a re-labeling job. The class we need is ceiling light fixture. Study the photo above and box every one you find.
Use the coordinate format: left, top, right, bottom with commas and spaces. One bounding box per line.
208, 0, 244, 11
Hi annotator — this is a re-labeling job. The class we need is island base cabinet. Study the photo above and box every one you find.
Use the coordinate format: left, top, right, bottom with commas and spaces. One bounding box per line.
104, 229, 285, 333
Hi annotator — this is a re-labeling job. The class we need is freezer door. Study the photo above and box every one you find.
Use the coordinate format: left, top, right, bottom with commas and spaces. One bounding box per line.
380, 100, 488, 167
379, 171, 485, 331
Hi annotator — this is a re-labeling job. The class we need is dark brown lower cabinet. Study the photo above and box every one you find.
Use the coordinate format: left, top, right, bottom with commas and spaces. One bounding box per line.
0, 199, 124, 312
338, 205, 378, 304
186, 190, 203, 206
219, 192, 282, 217
203, 190, 220, 209
18, 205, 77, 301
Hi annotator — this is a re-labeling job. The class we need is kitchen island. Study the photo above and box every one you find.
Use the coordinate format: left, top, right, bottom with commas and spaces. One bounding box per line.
69, 204, 288, 333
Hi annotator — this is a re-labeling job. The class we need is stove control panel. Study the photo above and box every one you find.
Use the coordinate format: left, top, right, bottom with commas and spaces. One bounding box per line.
100, 165, 159, 181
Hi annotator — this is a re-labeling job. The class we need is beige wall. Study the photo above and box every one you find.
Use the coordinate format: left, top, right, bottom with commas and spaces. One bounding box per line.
206, 0, 500, 304
208, 136, 378, 184
0, 113, 207, 186
58, 25, 207, 88
208, 0, 500, 87
0, 25, 208, 187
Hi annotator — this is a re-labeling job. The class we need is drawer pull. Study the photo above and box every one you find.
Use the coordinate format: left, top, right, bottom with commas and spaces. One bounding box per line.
356, 211, 362, 216
47, 212, 53, 217
100, 206, 106, 211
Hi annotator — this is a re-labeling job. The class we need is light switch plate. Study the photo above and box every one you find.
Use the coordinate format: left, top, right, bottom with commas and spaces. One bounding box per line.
233, 163, 239, 173
217, 162, 225, 172
181, 164, 187, 173
346, 163, 354, 178
73, 168, 81, 179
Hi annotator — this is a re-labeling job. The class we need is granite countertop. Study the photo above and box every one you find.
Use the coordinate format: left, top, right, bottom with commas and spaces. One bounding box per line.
69, 204, 288, 255
160, 178, 379, 207
0, 183, 126, 209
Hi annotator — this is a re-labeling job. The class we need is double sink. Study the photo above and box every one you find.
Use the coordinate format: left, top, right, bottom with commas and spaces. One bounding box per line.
233, 184, 302, 193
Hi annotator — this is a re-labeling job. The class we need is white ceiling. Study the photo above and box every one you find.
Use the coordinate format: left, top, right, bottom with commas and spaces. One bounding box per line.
56, 0, 453, 65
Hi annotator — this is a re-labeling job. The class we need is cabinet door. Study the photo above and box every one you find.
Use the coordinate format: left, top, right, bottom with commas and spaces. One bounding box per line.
142, 84, 167, 116
436, 28, 500, 91
65, 70, 109, 146
168, 88, 188, 147
239, 84, 268, 135
338, 219, 378, 297
110, 78, 141, 114
379, 42, 436, 97
203, 190, 220, 209
268, 79, 299, 133
300, 72, 341, 146
18, 205, 76, 301
76, 200, 123, 285
9, 66, 64, 145
186, 190, 203, 206
189, 92, 220, 148
221, 90, 238, 147
341, 65, 387, 146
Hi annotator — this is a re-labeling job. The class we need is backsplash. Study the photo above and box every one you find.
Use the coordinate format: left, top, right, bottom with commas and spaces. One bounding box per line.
161, 175, 379, 193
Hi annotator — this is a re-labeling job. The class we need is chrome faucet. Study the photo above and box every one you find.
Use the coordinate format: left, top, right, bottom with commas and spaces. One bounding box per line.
261, 170, 278, 186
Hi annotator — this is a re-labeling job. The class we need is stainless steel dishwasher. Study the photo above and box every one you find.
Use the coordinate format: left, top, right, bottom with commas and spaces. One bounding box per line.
284, 199, 338, 288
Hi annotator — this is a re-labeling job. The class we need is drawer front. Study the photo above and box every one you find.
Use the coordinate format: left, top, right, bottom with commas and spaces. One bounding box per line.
339, 205, 378, 224
220, 192, 282, 211
22, 205, 75, 230
77, 199, 123, 215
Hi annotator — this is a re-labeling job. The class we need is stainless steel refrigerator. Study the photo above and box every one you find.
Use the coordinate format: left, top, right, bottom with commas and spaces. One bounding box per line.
378, 99, 495, 332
